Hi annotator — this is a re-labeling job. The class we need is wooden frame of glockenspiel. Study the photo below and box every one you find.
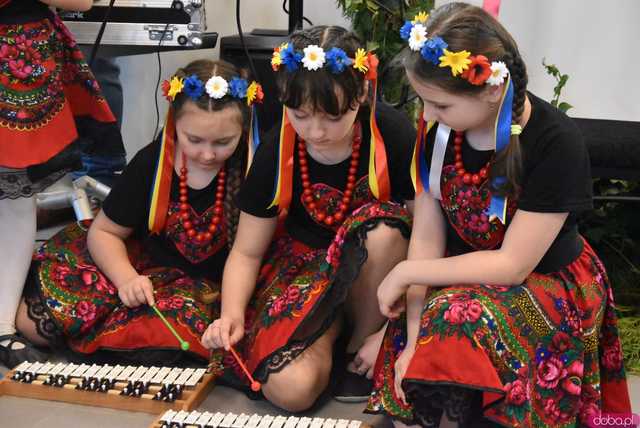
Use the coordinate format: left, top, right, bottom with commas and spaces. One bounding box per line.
0, 363, 216, 414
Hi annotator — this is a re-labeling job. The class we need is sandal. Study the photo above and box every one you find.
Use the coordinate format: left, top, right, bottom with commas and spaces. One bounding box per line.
0, 334, 50, 369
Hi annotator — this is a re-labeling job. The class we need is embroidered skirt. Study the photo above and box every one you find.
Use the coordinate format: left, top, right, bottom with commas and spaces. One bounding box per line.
212, 202, 411, 391
0, 14, 117, 170
366, 240, 631, 427
24, 222, 217, 365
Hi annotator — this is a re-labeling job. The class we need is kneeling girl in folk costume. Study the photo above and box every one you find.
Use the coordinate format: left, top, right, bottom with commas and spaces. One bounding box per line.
366, 4, 631, 427
0, 0, 121, 368
201, 26, 416, 411
15, 59, 263, 365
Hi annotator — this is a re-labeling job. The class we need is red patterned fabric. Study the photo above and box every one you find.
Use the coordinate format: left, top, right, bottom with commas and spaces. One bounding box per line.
367, 166, 631, 427
214, 201, 411, 390
0, 13, 115, 167
26, 220, 224, 361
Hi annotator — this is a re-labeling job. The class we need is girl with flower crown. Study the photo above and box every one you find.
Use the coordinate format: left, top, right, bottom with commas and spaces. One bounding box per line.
200, 26, 416, 410
10, 59, 262, 367
366, 3, 630, 427
0, 0, 122, 368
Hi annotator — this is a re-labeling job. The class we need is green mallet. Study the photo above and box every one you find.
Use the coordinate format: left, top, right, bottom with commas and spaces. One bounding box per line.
151, 305, 190, 351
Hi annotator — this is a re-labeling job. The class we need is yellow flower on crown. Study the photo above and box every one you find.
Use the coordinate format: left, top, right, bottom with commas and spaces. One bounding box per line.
353, 48, 369, 73
412, 11, 429, 24
167, 76, 184, 100
271, 43, 288, 71
438, 49, 472, 76
246, 81, 263, 105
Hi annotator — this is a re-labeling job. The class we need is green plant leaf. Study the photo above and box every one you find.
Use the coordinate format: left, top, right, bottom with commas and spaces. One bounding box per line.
559, 74, 569, 87
558, 102, 572, 113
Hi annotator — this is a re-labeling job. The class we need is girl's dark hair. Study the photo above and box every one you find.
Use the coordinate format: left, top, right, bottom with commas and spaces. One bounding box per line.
276, 26, 368, 115
171, 59, 247, 247
406, 2, 528, 197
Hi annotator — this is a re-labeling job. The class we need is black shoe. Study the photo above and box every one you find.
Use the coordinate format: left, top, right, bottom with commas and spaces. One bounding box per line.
333, 367, 373, 403
0, 334, 50, 369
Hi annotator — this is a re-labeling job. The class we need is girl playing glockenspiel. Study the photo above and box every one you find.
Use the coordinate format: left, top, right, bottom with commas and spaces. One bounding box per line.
201, 26, 416, 410
13, 59, 262, 366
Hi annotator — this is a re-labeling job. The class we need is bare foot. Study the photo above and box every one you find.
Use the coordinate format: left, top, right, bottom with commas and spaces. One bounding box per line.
347, 322, 387, 379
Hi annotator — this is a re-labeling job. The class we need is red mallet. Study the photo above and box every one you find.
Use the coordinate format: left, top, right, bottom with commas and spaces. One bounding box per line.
229, 345, 261, 392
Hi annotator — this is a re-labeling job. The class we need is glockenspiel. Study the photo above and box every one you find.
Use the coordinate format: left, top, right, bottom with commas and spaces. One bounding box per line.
150, 410, 372, 428
0, 361, 216, 414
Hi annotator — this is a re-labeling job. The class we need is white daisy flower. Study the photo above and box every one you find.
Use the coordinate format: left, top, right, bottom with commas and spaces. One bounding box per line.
408, 24, 428, 51
486, 61, 509, 86
301, 45, 326, 71
205, 75, 229, 99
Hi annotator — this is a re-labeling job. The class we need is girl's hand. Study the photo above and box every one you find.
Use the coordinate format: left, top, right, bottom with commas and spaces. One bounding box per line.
117, 275, 155, 307
377, 264, 410, 318
201, 316, 245, 351
394, 345, 416, 405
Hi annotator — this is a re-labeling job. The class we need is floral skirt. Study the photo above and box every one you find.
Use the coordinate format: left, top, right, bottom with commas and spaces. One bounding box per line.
0, 14, 117, 169
212, 202, 411, 392
24, 222, 217, 365
366, 240, 631, 427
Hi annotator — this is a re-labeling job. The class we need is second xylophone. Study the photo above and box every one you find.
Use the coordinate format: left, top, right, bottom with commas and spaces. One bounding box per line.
151, 410, 371, 428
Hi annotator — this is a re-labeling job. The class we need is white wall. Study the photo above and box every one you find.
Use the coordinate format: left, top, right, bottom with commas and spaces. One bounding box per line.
437, 0, 640, 122
117, 0, 639, 159
116, 1, 349, 159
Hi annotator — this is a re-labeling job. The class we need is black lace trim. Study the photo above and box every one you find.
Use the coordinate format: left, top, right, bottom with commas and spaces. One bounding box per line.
23, 288, 65, 349
253, 215, 411, 383
405, 382, 502, 428
0, 168, 66, 200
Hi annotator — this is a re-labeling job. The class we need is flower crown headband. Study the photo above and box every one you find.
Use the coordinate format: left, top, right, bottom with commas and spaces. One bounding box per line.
161, 74, 264, 106
401, 11, 509, 87
271, 43, 377, 78
149, 74, 264, 234
404, 12, 519, 224
268, 42, 392, 215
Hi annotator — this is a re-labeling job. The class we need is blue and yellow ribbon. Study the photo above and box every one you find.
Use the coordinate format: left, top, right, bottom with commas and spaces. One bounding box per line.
410, 75, 514, 224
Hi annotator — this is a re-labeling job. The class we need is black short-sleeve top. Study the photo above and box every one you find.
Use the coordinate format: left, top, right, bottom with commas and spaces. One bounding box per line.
0, 0, 50, 23
236, 102, 417, 249
102, 142, 230, 281
425, 92, 592, 273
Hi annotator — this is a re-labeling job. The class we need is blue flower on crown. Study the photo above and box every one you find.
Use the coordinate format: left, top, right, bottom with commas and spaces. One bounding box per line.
325, 47, 353, 74
420, 36, 448, 65
183, 74, 205, 99
280, 43, 303, 72
229, 77, 248, 98
400, 21, 413, 41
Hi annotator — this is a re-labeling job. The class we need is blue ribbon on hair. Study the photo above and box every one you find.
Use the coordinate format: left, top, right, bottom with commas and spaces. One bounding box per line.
487, 76, 514, 223
251, 107, 261, 154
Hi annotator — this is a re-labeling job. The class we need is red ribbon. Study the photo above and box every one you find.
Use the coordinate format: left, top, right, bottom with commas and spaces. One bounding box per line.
482, 0, 501, 18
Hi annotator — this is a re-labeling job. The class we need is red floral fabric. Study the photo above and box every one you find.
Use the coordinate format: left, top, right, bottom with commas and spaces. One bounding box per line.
27, 221, 223, 361
366, 165, 631, 427
0, 12, 114, 167
214, 201, 411, 390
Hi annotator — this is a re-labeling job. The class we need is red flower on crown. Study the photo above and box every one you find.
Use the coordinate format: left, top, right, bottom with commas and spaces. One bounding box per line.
462, 55, 492, 86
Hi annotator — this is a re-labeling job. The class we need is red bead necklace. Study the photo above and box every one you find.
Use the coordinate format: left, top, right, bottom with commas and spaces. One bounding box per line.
453, 130, 490, 185
178, 153, 226, 242
298, 126, 361, 227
